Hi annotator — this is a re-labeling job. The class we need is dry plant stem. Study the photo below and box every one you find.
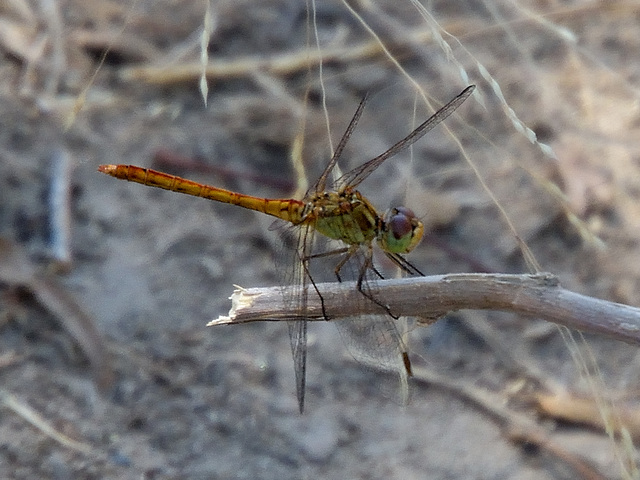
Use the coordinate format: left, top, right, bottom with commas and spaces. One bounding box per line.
0, 238, 113, 390
118, 27, 440, 85
210, 273, 640, 347
412, 367, 608, 480
48, 149, 72, 266
535, 391, 640, 441
0, 390, 92, 453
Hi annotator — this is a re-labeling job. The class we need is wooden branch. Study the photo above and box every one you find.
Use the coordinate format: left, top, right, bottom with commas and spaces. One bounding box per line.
117, 29, 435, 85
208, 273, 640, 346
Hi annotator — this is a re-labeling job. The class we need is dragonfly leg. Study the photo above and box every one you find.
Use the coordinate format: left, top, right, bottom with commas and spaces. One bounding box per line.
302, 246, 350, 287
385, 252, 424, 276
356, 246, 413, 377
369, 263, 385, 280
402, 352, 413, 377
299, 245, 353, 282
355, 246, 400, 320
299, 254, 330, 321
333, 245, 359, 283
304, 247, 350, 262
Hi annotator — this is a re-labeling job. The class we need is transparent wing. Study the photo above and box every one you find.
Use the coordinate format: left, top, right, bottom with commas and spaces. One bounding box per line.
337, 85, 475, 190
287, 319, 307, 413
334, 314, 411, 405
271, 219, 316, 413
311, 93, 370, 194
327, 244, 413, 404
273, 93, 372, 413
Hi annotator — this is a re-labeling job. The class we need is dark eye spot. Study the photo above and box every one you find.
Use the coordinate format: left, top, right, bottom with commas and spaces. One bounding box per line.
389, 213, 412, 239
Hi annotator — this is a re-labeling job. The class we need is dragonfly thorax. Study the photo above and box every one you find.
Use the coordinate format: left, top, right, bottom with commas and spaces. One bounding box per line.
378, 206, 424, 254
303, 189, 380, 246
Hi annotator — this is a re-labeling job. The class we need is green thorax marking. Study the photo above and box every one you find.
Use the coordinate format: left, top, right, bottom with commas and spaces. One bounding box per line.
302, 189, 379, 246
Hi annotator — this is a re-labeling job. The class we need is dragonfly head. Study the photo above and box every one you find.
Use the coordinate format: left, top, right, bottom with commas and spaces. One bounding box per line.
379, 206, 424, 254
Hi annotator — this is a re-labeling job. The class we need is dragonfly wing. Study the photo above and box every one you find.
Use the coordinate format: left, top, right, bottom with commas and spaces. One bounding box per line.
287, 319, 307, 413
311, 93, 370, 194
273, 220, 316, 413
334, 315, 411, 405
327, 244, 413, 404
338, 85, 475, 189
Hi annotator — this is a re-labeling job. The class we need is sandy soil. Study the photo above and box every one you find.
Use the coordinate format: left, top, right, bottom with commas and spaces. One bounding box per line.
1, 1, 640, 478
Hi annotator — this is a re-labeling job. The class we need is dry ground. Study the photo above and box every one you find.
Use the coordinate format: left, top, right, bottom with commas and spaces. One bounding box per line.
1, 1, 640, 479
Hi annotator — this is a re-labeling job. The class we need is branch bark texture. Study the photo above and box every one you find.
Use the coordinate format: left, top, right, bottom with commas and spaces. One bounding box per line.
209, 273, 640, 346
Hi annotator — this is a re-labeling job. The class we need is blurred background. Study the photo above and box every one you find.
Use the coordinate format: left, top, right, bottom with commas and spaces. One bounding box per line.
1, 0, 639, 478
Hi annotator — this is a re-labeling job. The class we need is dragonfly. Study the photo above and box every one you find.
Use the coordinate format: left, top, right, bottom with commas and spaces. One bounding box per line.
99, 84, 475, 412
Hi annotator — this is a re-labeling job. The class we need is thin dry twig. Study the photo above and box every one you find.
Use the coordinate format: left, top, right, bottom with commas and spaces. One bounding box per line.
410, 366, 609, 480
209, 273, 640, 347
0, 389, 92, 453
70, 28, 160, 63
0, 238, 113, 390
535, 391, 640, 441
39, 0, 66, 95
48, 148, 72, 267
117, 27, 437, 85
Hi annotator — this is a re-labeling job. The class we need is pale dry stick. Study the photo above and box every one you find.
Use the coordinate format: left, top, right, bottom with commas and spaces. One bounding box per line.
0, 390, 92, 453
553, 326, 639, 480
39, 0, 65, 96
408, 366, 608, 480
0, 16, 38, 63
48, 149, 72, 266
117, 27, 443, 85
2, 0, 36, 22
310, 0, 335, 162
199, 0, 214, 105
0, 238, 113, 390
210, 273, 640, 347
535, 390, 640, 442
71, 29, 160, 63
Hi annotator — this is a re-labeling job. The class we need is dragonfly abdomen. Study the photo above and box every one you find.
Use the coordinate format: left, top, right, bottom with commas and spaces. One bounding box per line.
98, 164, 305, 223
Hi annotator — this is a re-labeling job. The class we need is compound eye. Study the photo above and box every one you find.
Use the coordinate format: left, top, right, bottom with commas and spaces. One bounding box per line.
380, 207, 424, 254
394, 206, 416, 218
388, 211, 413, 240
